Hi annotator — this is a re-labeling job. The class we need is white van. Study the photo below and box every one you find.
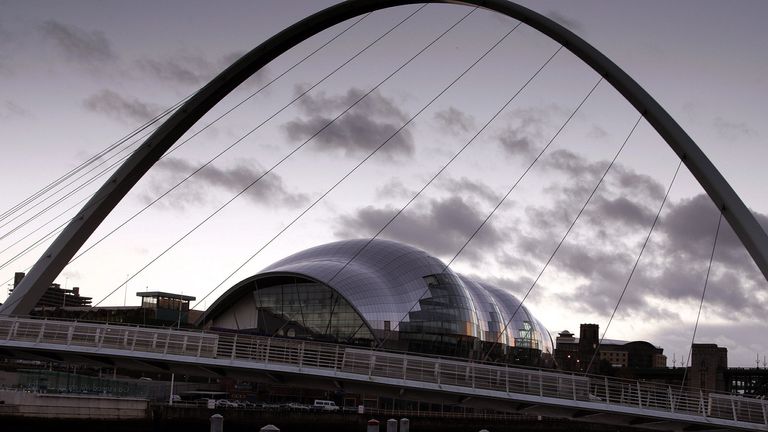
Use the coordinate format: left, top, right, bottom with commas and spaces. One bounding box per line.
312, 399, 339, 412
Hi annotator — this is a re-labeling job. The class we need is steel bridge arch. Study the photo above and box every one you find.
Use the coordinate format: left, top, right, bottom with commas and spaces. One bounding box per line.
3, 0, 767, 316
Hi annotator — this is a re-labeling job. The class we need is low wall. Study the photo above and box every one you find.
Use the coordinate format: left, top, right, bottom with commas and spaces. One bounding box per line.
0, 389, 149, 420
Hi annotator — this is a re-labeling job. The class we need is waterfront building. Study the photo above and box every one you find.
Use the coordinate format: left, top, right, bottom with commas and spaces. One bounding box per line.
554, 323, 666, 373
198, 239, 555, 366
10, 271, 91, 308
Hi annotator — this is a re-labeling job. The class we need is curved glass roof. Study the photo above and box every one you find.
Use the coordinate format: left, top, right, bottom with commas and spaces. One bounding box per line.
203, 239, 552, 352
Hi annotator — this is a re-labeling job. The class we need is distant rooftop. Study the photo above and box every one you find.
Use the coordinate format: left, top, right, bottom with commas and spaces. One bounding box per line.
136, 291, 196, 301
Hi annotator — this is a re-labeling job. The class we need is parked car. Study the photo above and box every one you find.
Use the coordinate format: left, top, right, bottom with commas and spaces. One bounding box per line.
312, 400, 339, 412
286, 402, 310, 411
262, 402, 281, 410
215, 399, 238, 408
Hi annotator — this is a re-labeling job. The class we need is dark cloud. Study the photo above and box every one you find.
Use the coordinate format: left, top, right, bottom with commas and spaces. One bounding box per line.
541, 148, 606, 178
83, 89, 160, 124
588, 196, 656, 228
137, 50, 259, 86
282, 88, 414, 160
40, 20, 115, 64
375, 178, 413, 200
334, 195, 502, 264
713, 116, 758, 140
487, 133, 766, 323
499, 129, 535, 158
439, 177, 498, 205
497, 106, 559, 159
611, 166, 666, 201
659, 194, 722, 260
545, 10, 585, 33
552, 192, 768, 320
434, 107, 476, 134
149, 157, 309, 210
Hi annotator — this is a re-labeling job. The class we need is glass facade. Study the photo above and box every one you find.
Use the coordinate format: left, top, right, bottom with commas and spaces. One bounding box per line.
203, 239, 554, 366
242, 279, 372, 342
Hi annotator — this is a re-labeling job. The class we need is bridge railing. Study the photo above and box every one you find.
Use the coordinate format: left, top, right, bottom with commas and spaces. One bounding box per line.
2, 316, 766, 427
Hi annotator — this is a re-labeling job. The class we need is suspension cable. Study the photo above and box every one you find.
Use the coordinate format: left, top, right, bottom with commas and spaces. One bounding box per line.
191, 7, 481, 313
66, 9, 418, 274
680, 211, 722, 391
0, 11, 375, 231
90, 4, 459, 310
0, 138, 145, 242
0, 10, 378, 309
481, 114, 643, 362
0, 12, 373, 261
260, 21, 532, 339
0, 96, 190, 225
325, 46, 562, 318
586, 158, 684, 373
369, 76, 603, 350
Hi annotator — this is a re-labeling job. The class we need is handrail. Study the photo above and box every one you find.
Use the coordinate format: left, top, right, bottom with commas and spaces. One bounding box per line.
1, 315, 766, 428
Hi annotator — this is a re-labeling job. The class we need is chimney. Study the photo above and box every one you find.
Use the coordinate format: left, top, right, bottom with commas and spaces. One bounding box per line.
13, 272, 25, 288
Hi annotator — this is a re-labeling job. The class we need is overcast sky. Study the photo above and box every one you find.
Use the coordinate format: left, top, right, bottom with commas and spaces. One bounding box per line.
1, 0, 767, 367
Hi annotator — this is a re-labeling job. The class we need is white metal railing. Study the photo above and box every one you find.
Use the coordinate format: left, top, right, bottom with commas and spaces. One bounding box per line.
1, 316, 766, 429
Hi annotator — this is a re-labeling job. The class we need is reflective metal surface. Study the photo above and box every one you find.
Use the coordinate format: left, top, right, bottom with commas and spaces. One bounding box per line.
204, 239, 553, 362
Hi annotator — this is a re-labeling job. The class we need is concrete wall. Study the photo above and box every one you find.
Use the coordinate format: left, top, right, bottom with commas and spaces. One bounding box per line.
0, 389, 148, 420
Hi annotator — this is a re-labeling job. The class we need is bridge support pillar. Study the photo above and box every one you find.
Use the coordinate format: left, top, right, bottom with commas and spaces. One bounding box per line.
210, 414, 223, 432
387, 418, 397, 432
367, 419, 380, 432
399, 418, 409, 432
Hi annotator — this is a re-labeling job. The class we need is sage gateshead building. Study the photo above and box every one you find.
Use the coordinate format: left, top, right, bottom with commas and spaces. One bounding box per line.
199, 239, 554, 367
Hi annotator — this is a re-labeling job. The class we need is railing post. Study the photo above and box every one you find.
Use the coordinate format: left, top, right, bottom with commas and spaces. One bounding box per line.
668, 386, 674, 413
731, 397, 737, 422
66, 324, 74, 346
369, 354, 376, 378
539, 373, 543, 397
435, 362, 441, 386
6, 319, 16, 340
505, 364, 509, 394
197, 336, 203, 357
163, 328, 172, 355
36, 319, 46, 343
761, 399, 767, 426
131, 328, 137, 351
97, 328, 103, 348
700, 389, 706, 417
334, 344, 340, 372
467, 363, 475, 389
230, 334, 238, 360
264, 338, 271, 364
402, 358, 407, 381
298, 341, 305, 369
637, 382, 642, 409
604, 377, 610, 404
572, 376, 577, 401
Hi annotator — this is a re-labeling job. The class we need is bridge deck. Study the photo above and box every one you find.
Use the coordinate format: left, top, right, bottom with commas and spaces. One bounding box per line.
1, 317, 765, 432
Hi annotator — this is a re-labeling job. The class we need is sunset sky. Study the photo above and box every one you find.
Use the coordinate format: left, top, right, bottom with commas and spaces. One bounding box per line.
1, 0, 767, 366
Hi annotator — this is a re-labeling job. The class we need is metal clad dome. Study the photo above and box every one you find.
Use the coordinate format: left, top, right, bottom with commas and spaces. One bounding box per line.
202, 239, 553, 364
